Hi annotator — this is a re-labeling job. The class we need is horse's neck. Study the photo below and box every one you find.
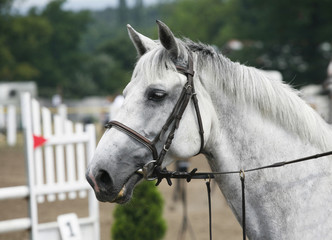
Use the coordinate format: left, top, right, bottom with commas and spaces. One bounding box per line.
205, 93, 326, 239
202, 62, 323, 171
205, 93, 319, 172
200, 62, 332, 239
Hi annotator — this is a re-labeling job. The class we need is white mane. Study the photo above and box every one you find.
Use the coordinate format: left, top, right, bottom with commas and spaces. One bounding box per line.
225, 62, 332, 151
134, 39, 332, 151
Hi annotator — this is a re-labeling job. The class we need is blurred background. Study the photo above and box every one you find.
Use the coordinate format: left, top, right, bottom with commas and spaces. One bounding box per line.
2, 0, 332, 99
1, 0, 332, 239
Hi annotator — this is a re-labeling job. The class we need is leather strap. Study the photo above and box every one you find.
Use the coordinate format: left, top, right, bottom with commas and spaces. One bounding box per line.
105, 51, 204, 170
105, 121, 158, 160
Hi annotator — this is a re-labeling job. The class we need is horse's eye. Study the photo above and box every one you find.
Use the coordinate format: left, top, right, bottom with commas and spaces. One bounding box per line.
148, 90, 167, 102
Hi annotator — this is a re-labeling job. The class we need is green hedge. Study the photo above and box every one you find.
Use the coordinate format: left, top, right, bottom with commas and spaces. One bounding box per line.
111, 181, 167, 240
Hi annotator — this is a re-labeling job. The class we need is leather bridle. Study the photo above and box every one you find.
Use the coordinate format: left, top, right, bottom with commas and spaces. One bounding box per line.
105, 51, 204, 179
104, 50, 332, 240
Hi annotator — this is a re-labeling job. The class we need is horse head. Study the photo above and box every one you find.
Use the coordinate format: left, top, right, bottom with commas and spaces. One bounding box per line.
86, 21, 213, 203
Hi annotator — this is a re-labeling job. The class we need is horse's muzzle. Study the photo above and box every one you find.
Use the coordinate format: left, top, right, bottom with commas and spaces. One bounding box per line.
86, 167, 143, 203
86, 168, 117, 202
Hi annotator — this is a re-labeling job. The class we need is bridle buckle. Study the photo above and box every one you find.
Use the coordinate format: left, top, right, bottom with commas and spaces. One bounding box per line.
137, 160, 157, 181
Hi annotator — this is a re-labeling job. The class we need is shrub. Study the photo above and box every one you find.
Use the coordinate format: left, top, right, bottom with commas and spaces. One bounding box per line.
111, 181, 167, 240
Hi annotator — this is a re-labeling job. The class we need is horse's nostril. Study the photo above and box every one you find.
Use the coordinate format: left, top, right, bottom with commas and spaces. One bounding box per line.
100, 170, 111, 184
97, 170, 113, 191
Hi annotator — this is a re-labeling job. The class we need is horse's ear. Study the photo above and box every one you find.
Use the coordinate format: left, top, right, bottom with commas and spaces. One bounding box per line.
127, 24, 157, 57
156, 20, 178, 59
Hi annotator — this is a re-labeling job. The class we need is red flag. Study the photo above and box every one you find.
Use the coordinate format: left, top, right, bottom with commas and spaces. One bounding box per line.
33, 135, 47, 149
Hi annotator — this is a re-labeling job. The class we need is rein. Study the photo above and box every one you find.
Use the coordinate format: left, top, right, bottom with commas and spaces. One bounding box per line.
152, 150, 332, 240
104, 50, 332, 240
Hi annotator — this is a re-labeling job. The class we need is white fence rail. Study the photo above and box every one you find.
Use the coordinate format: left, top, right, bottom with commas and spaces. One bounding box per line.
0, 217, 32, 234
0, 186, 29, 201
0, 93, 100, 240
0, 101, 110, 146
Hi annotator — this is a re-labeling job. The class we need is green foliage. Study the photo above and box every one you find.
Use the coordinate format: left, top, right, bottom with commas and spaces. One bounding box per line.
220, 0, 332, 86
39, 0, 91, 96
163, 0, 332, 87
0, 0, 91, 97
71, 53, 131, 97
4, 15, 52, 80
2, 0, 332, 98
111, 181, 167, 240
97, 36, 136, 71
161, 0, 227, 44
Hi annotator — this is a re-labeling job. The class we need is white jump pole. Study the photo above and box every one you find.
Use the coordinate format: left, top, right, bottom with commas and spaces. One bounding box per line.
21, 92, 38, 240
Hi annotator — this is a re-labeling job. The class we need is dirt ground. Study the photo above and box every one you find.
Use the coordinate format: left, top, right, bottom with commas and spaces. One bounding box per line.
0, 141, 243, 240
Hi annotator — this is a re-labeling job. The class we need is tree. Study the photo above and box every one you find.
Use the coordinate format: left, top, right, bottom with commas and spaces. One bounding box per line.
111, 181, 167, 240
6, 15, 52, 80
39, 0, 91, 96
0, 0, 91, 97
161, 0, 227, 44
118, 0, 128, 24
133, 0, 144, 25
0, 0, 12, 15
161, 0, 332, 87
98, 35, 136, 71
71, 53, 130, 97
0, 0, 15, 79
217, 0, 332, 86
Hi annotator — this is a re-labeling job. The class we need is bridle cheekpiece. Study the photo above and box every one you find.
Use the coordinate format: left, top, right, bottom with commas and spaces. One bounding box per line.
105, 51, 204, 183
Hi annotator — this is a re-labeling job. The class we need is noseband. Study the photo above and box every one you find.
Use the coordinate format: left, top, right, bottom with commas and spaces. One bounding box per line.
105, 51, 204, 179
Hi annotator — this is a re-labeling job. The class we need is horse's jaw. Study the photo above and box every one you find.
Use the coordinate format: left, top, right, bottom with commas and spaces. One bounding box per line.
86, 164, 143, 204
86, 138, 149, 204
108, 173, 143, 204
